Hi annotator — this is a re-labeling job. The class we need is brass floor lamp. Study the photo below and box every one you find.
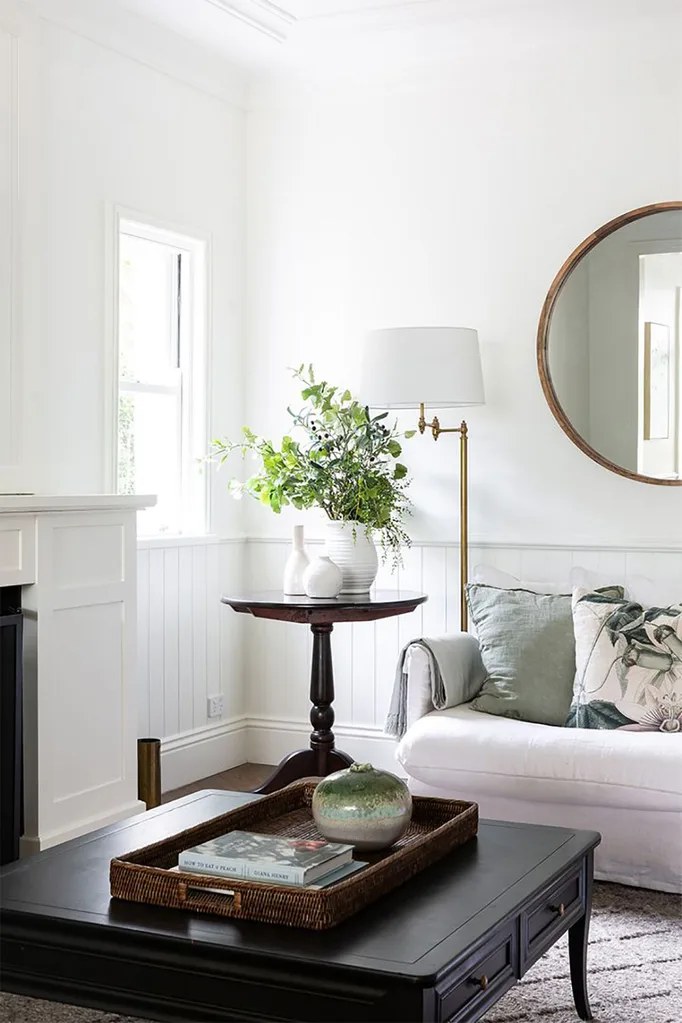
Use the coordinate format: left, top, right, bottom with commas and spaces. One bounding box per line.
361, 327, 485, 631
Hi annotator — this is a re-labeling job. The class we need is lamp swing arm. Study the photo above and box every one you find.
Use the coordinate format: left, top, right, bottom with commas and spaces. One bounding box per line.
418, 403, 467, 440
417, 404, 470, 632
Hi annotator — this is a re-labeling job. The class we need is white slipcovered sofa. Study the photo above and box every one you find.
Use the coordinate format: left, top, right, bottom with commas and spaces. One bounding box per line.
396, 633, 682, 894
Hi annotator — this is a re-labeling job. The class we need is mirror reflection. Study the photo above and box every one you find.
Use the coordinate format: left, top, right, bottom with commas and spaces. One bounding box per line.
547, 208, 682, 481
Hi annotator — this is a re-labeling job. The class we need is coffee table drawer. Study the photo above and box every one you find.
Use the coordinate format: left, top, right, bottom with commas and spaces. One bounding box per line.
439, 924, 517, 1022
522, 869, 583, 965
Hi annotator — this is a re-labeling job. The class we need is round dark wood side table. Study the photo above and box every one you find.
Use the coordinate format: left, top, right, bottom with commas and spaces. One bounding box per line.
221, 590, 427, 794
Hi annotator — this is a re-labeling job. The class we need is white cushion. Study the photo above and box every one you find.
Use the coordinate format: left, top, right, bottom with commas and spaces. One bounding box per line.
569, 587, 682, 731
474, 564, 682, 607
472, 564, 567, 594
396, 703, 682, 813
570, 567, 680, 606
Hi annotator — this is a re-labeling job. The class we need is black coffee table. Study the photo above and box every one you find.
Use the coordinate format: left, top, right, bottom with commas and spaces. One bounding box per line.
0, 790, 600, 1023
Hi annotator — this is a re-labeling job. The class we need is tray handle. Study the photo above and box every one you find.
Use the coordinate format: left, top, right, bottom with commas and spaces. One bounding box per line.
178, 881, 242, 910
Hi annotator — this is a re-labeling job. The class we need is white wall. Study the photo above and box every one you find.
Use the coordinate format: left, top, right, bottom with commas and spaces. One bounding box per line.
246, 25, 682, 549
0, 27, 16, 487
0, 0, 249, 783
241, 10, 682, 766
245, 536, 682, 772
36, 15, 246, 521
137, 538, 247, 790
0, 4, 40, 496
4, 0, 682, 784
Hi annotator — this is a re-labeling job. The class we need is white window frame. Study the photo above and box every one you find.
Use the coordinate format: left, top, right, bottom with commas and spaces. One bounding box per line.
105, 206, 210, 537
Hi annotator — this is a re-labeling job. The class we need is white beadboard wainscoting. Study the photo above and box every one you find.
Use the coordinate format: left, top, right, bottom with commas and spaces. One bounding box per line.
136, 538, 247, 791
137, 536, 682, 788
244, 538, 682, 771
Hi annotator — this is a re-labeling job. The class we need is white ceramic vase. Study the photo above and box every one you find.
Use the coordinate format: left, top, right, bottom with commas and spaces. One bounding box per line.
303, 556, 343, 599
282, 525, 310, 595
325, 520, 379, 595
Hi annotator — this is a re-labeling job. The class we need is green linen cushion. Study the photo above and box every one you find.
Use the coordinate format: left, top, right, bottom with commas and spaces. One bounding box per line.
467, 583, 623, 727
567, 588, 682, 732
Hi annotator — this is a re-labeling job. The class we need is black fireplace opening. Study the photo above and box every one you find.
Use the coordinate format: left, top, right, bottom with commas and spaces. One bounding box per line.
0, 584, 23, 864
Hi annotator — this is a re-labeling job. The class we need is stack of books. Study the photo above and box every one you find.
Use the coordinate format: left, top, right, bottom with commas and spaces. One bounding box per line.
178, 830, 366, 888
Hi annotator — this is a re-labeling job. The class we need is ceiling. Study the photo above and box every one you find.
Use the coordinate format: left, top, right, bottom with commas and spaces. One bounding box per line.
292, 1, 436, 14
113, 0, 681, 80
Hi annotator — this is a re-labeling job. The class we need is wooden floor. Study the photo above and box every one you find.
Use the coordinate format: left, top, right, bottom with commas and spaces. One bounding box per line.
162, 763, 271, 803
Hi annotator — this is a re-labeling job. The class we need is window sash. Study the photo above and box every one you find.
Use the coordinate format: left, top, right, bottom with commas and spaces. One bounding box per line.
119, 377, 181, 397
112, 211, 208, 537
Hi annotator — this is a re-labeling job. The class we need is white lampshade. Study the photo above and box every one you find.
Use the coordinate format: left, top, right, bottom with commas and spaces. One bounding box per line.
360, 326, 485, 409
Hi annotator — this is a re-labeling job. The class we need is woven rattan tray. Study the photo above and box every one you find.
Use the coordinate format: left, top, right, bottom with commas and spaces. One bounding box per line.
110, 781, 478, 930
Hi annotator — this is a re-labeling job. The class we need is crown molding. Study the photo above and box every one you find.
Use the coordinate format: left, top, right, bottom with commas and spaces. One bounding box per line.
246, 0, 296, 24
203, 0, 296, 43
23, 0, 249, 107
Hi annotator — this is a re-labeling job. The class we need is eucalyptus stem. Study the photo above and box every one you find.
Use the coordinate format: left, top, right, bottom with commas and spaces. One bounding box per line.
209, 365, 414, 571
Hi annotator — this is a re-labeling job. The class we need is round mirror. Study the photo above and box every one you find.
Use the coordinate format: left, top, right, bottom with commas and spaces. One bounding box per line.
538, 202, 682, 484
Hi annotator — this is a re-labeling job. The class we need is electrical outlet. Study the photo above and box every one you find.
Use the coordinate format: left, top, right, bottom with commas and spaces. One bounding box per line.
207, 694, 224, 718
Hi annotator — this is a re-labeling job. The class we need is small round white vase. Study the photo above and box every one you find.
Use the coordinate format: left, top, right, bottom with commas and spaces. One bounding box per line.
303, 555, 343, 599
325, 521, 379, 595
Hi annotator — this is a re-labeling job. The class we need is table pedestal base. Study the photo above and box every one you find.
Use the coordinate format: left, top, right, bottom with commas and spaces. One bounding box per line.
222, 591, 427, 796
253, 621, 355, 793
253, 747, 354, 795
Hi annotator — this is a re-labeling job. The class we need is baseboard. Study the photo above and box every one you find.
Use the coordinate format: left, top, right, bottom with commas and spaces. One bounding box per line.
158, 717, 400, 793
20, 798, 147, 855
245, 716, 402, 775
161, 718, 248, 792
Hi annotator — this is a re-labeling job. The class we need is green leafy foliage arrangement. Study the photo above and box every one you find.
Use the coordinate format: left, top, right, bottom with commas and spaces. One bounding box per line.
210, 366, 414, 569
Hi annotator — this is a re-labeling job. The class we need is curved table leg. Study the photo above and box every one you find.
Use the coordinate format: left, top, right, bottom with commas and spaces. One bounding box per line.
253, 749, 321, 794
325, 748, 355, 772
252, 623, 354, 794
569, 854, 594, 1021
253, 747, 356, 795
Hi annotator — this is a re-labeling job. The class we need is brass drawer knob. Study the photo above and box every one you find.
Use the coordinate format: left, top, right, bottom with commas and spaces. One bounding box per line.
551, 902, 566, 917
478, 974, 489, 991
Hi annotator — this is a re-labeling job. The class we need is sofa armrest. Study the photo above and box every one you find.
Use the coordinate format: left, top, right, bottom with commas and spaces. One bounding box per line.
404, 632, 486, 730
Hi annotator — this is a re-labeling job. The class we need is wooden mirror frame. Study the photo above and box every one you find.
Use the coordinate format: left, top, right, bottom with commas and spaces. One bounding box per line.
537, 200, 682, 486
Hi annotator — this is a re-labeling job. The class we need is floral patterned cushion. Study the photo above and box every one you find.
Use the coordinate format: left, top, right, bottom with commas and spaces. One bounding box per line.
567, 588, 682, 733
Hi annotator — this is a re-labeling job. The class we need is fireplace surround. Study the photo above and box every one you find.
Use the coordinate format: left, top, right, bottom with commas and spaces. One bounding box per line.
0, 494, 152, 853
0, 585, 22, 864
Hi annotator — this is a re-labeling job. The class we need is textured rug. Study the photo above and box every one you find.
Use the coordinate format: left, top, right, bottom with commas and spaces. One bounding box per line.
1, 882, 680, 1023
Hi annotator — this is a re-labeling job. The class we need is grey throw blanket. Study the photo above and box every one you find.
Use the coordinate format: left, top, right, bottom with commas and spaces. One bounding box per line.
385, 635, 486, 739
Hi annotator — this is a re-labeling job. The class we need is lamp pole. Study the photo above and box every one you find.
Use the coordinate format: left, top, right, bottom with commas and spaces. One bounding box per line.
419, 403, 470, 632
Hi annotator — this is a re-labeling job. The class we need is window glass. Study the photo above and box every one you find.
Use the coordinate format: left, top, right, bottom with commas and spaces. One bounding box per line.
116, 218, 207, 536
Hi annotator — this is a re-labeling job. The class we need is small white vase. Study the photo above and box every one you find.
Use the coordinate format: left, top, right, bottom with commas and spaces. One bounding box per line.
303, 556, 343, 599
283, 525, 310, 595
326, 520, 379, 595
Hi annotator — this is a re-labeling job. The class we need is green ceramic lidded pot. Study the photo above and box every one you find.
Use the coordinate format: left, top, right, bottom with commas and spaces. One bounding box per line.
312, 763, 412, 851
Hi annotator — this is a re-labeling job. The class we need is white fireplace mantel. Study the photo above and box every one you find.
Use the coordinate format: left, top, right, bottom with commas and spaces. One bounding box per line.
0, 494, 154, 515
0, 494, 155, 853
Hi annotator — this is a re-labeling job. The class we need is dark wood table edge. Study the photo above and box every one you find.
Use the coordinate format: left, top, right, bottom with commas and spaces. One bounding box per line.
1, 792, 601, 1023
0, 859, 598, 1023
428, 843, 598, 1021
0, 790, 260, 875
221, 591, 428, 618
